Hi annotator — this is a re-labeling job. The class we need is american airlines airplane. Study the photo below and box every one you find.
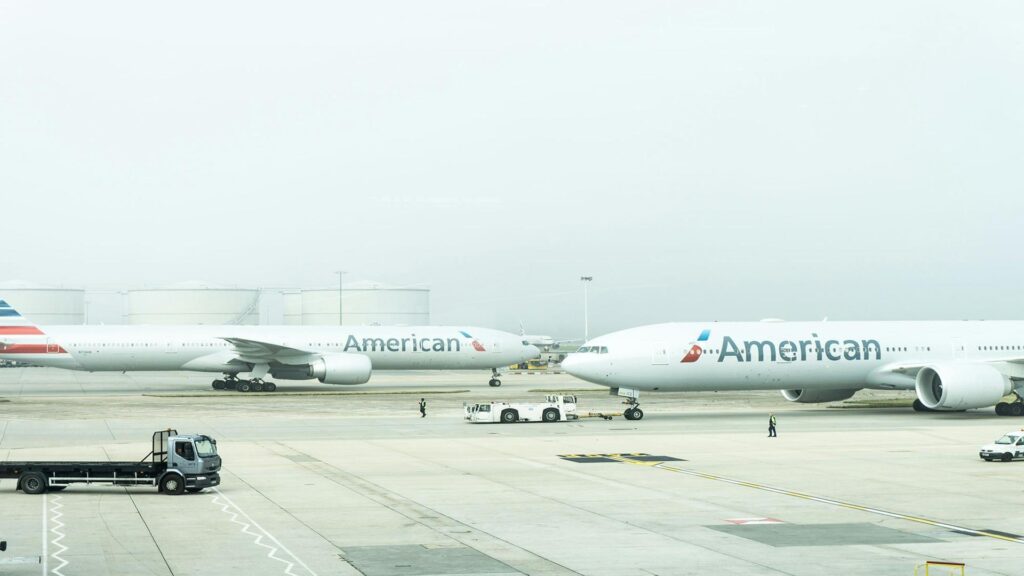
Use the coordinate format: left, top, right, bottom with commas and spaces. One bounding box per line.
0, 298, 540, 392
561, 321, 1024, 420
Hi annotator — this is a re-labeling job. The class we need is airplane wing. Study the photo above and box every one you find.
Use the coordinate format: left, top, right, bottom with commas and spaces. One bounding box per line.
218, 337, 320, 364
870, 357, 1024, 388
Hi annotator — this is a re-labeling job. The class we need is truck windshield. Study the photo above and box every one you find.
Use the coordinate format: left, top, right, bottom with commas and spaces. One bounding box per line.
477, 405, 490, 412
195, 438, 217, 457
995, 434, 1020, 445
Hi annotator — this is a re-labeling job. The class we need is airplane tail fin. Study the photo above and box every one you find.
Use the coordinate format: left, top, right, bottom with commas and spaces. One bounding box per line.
0, 299, 45, 335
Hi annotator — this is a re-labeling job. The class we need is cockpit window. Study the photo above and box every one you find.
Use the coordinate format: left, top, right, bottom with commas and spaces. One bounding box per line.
575, 346, 608, 354
599, 346, 608, 354
522, 340, 530, 346
576, 346, 590, 353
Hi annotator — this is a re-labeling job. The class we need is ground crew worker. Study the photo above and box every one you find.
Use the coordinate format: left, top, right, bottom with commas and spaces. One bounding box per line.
419, 398, 426, 418
768, 413, 777, 437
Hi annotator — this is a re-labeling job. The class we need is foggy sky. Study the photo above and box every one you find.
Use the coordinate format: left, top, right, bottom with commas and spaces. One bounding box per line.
2, 1, 1023, 339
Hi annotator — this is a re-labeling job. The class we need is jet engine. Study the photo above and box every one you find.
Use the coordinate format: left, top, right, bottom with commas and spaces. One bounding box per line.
270, 353, 373, 385
915, 363, 1009, 411
308, 353, 373, 385
781, 388, 860, 403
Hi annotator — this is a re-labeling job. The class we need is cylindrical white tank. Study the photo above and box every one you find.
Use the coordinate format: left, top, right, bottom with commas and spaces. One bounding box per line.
300, 282, 429, 326
127, 282, 260, 325
283, 290, 302, 325
0, 282, 85, 325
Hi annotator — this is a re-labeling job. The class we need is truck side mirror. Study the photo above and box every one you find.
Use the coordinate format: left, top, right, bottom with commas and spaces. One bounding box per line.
1, 540, 7, 552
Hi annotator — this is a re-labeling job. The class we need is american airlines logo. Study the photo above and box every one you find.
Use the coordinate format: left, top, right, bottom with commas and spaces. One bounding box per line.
681, 329, 711, 363
342, 331, 485, 353
681, 331, 882, 363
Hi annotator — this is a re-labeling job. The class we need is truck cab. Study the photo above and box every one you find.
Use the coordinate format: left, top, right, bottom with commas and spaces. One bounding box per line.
979, 430, 1024, 462
168, 433, 221, 480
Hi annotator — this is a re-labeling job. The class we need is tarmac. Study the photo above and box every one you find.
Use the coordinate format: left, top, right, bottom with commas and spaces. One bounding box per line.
1, 367, 1023, 575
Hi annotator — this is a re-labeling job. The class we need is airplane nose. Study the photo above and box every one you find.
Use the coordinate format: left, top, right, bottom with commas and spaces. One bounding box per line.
525, 344, 541, 359
561, 354, 592, 381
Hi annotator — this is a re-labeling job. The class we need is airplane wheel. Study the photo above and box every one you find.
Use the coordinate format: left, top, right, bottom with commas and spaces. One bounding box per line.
996, 402, 1010, 416
632, 408, 644, 420
212, 380, 225, 390
252, 381, 264, 392
264, 382, 277, 392
224, 379, 238, 390
489, 379, 501, 387
237, 381, 251, 393
1010, 403, 1024, 417
912, 399, 931, 412
624, 408, 636, 420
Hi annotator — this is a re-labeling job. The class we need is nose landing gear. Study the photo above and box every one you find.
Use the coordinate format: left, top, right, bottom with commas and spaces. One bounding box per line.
623, 398, 644, 420
488, 368, 502, 387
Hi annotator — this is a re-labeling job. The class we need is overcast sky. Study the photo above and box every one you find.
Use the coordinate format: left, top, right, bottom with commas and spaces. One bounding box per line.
2, 1, 1023, 337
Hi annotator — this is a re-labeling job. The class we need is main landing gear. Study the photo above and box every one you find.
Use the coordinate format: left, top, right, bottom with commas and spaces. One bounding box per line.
211, 375, 277, 393
488, 368, 502, 387
995, 393, 1024, 417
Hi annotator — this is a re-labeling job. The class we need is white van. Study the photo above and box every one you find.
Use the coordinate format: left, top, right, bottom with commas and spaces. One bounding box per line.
979, 430, 1024, 462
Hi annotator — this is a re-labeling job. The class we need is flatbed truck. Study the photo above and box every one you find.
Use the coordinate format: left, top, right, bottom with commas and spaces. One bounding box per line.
0, 430, 221, 495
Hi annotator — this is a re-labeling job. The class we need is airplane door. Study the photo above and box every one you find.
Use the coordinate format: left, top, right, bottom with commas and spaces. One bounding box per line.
651, 343, 669, 365
951, 338, 966, 359
46, 339, 60, 353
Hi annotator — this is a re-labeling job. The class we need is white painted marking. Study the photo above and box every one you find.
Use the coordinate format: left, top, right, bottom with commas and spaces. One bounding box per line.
41, 494, 47, 576
726, 517, 784, 525
210, 488, 317, 576
48, 494, 69, 576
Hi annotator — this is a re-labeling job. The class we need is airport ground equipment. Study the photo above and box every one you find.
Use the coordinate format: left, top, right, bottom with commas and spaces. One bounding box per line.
465, 395, 579, 423
979, 429, 1024, 461
0, 430, 221, 495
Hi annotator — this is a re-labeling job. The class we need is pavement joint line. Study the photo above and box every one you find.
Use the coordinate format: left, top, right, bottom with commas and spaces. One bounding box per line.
376, 441, 798, 576
270, 441, 579, 576
640, 460, 1024, 545
210, 487, 318, 576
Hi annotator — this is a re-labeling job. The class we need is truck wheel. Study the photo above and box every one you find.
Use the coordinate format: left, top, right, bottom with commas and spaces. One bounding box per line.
543, 409, 560, 422
160, 474, 186, 495
501, 410, 518, 423
1002, 453, 1013, 462
21, 472, 47, 495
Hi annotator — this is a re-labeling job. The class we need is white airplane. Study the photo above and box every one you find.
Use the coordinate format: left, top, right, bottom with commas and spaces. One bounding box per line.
0, 298, 540, 392
561, 321, 1024, 420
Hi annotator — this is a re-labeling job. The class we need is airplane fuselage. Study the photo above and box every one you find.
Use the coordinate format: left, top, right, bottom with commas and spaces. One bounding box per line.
562, 321, 1024, 392
0, 325, 535, 373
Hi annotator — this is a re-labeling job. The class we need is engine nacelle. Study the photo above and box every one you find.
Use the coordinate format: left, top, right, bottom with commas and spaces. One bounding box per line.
915, 363, 1009, 411
781, 388, 860, 403
309, 353, 372, 385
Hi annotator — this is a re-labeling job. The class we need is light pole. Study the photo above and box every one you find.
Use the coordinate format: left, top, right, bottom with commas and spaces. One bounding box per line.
580, 276, 593, 342
336, 271, 347, 326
